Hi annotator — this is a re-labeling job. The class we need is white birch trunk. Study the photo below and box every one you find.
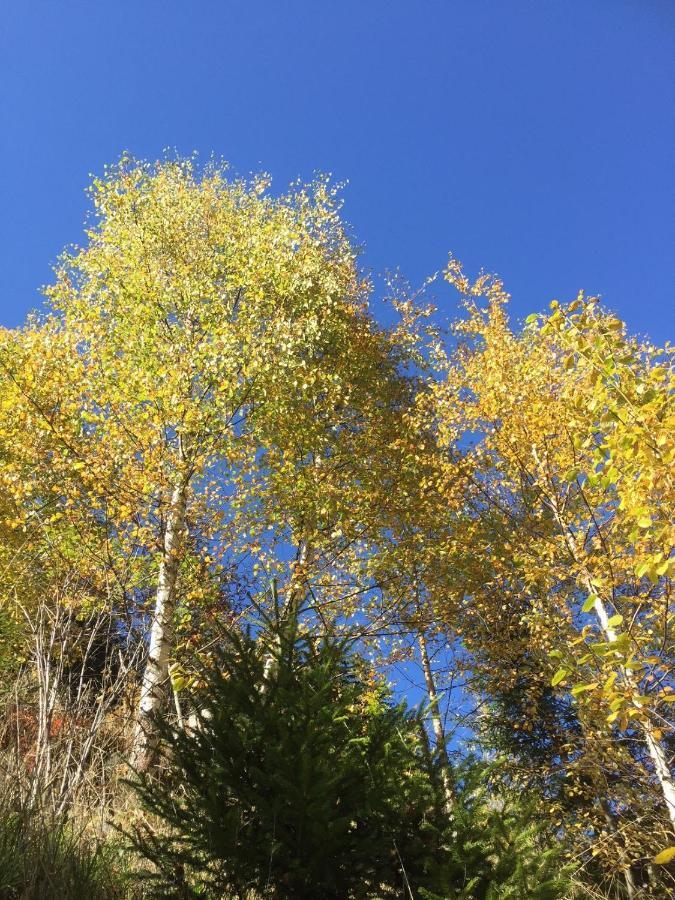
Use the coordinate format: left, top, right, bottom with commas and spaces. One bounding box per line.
418, 631, 454, 809
539, 468, 675, 834
132, 478, 188, 771
593, 593, 675, 830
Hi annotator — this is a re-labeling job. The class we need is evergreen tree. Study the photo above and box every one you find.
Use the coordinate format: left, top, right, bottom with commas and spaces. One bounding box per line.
129, 606, 439, 898
129, 603, 571, 899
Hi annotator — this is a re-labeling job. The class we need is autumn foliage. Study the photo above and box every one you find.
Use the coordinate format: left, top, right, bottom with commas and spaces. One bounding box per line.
0, 156, 672, 898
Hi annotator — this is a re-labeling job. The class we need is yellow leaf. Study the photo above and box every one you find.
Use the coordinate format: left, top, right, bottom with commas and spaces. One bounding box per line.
653, 846, 675, 865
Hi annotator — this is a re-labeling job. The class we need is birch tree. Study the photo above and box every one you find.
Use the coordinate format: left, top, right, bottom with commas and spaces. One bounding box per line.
435, 258, 675, 866
37, 155, 419, 770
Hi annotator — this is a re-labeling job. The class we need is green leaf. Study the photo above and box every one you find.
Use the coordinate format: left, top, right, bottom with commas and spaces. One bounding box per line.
647, 566, 660, 585
607, 614, 623, 628
571, 682, 598, 696
551, 669, 568, 687
609, 632, 630, 651
582, 595, 597, 613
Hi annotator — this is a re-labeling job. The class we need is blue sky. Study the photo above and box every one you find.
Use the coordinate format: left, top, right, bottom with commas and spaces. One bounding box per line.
2, 1, 673, 339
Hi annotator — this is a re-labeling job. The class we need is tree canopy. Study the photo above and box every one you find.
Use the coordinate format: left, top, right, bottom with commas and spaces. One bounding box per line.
0, 156, 673, 898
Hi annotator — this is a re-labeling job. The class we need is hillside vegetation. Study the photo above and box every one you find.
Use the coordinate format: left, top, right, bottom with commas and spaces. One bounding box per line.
0, 156, 672, 898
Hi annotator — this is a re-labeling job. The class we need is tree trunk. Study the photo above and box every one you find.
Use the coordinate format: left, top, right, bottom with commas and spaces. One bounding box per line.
131, 478, 188, 772
418, 630, 454, 809
593, 593, 675, 831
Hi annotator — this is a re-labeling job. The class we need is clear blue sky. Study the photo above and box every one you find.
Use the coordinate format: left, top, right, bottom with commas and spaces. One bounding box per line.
1, 1, 673, 340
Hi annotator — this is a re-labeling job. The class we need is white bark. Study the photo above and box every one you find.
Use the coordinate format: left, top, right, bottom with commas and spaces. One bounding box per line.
418, 631, 454, 808
643, 727, 675, 830
172, 682, 184, 731
537, 466, 675, 833
132, 478, 188, 771
593, 593, 675, 831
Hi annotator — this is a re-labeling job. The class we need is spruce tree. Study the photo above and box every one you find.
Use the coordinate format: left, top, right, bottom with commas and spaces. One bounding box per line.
129, 609, 438, 898
129, 604, 571, 899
